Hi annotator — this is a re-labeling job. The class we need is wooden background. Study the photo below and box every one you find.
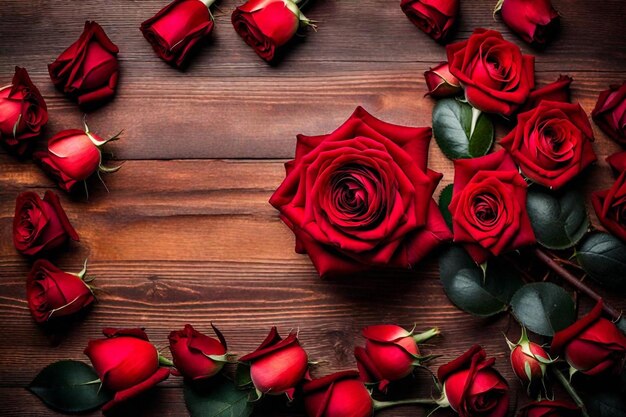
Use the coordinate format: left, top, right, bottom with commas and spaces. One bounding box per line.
1, 0, 625, 415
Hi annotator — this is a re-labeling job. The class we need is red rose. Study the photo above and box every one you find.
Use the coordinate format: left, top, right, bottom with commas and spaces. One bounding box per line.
447, 29, 535, 116
520, 75, 572, 113
501, 101, 596, 189
355, 325, 438, 391
551, 300, 626, 376
517, 401, 582, 417
0, 67, 48, 155
26, 259, 94, 323
303, 371, 373, 417
592, 171, 626, 241
48, 21, 119, 108
239, 327, 308, 399
437, 345, 509, 417
232, 0, 310, 62
449, 150, 536, 264
499, 0, 559, 45
34, 126, 121, 192
401, 0, 459, 42
424, 62, 462, 98
592, 81, 626, 145
506, 328, 553, 391
13, 191, 79, 256
169, 324, 229, 380
269, 106, 452, 277
607, 151, 626, 174
141, 0, 215, 68
84, 328, 170, 411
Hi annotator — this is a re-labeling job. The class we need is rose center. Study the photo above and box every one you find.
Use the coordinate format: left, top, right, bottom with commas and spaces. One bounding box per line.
473, 193, 499, 225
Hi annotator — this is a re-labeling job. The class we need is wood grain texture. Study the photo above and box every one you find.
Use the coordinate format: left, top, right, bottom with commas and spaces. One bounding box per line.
1, 0, 626, 416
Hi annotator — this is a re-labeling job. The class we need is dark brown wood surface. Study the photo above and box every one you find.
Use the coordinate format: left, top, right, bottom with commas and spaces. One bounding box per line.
1, 0, 625, 416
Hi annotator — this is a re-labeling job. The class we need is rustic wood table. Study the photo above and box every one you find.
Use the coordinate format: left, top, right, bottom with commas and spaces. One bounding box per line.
1, 0, 625, 416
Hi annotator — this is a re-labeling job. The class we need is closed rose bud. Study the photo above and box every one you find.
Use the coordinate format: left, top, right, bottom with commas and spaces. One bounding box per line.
13, 191, 79, 256
26, 259, 94, 323
303, 371, 373, 417
497, 0, 560, 45
34, 124, 121, 192
169, 324, 230, 380
592, 81, 626, 145
355, 325, 438, 391
506, 328, 555, 394
424, 62, 461, 98
518, 400, 582, 417
0, 67, 48, 155
84, 328, 171, 411
401, 0, 459, 42
48, 21, 119, 108
239, 327, 308, 399
141, 0, 215, 68
232, 0, 312, 62
552, 300, 626, 376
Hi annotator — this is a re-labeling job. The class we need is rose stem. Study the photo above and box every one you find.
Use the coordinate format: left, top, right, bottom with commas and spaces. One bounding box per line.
372, 398, 438, 411
533, 248, 621, 321
551, 367, 590, 417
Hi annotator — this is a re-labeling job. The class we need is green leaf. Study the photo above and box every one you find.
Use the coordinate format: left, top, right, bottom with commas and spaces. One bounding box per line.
438, 184, 454, 231
576, 232, 626, 291
184, 376, 253, 417
510, 283, 576, 336
432, 99, 494, 160
439, 246, 524, 317
28, 360, 112, 414
617, 317, 626, 336
526, 187, 589, 250
234, 363, 252, 389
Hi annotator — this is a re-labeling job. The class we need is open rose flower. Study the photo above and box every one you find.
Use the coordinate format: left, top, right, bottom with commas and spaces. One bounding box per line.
607, 151, 626, 174
592, 81, 626, 145
592, 171, 626, 241
13, 191, 79, 256
141, 0, 215, 68
84, 328, 170, 411
424, 62, 462, 98
34, 123, 121, 192
449, 150, 536, 264
239, 327, 308, 399
551, 300, 626, 376
501, 101, 596, 189
447, 29, 535, 116
232, 0, 313, 62
48, 21, 119, 108
0, 67, 48, 155
498, 0, 560, 45
270, 106, 452, 277
303, 371, 373, 417
520, 75, 572, 113
355, 325, 438, 391
437, 345, 509, 417
27, 259, 94, 323
169, 324, 230, 380
506, 328, 554, 394
401, 0, 459, 42
518, 401, 582, 417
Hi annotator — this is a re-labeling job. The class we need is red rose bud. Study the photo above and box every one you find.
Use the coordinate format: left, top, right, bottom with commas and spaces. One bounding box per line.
506, 328, 555, 393
0, 67, 48, 155
34, 121, 122, 192
26, 259, 94, 323
169, 324, 232, 380
520, 75, 573, 113
355, 325, 439, 391
401, 0, 459, 42
607, 151, 626, 175
424, 62, 462, 98
592, 171, 626, 241
501, 101, 596, 190
141, 0, 216, 68
496, 0, 559, 45
303, 371, 373, 417
232, 0, 314, 62
239, 327, 308, 399
437, 345, 509, 417
84, 328, 171, 411
552, 300, 626, 377
48, 21, 119, 108
592, 81, 626, 145
447, 29, 535, 116
517, 400, 582, 417
13, 191, 79, 256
